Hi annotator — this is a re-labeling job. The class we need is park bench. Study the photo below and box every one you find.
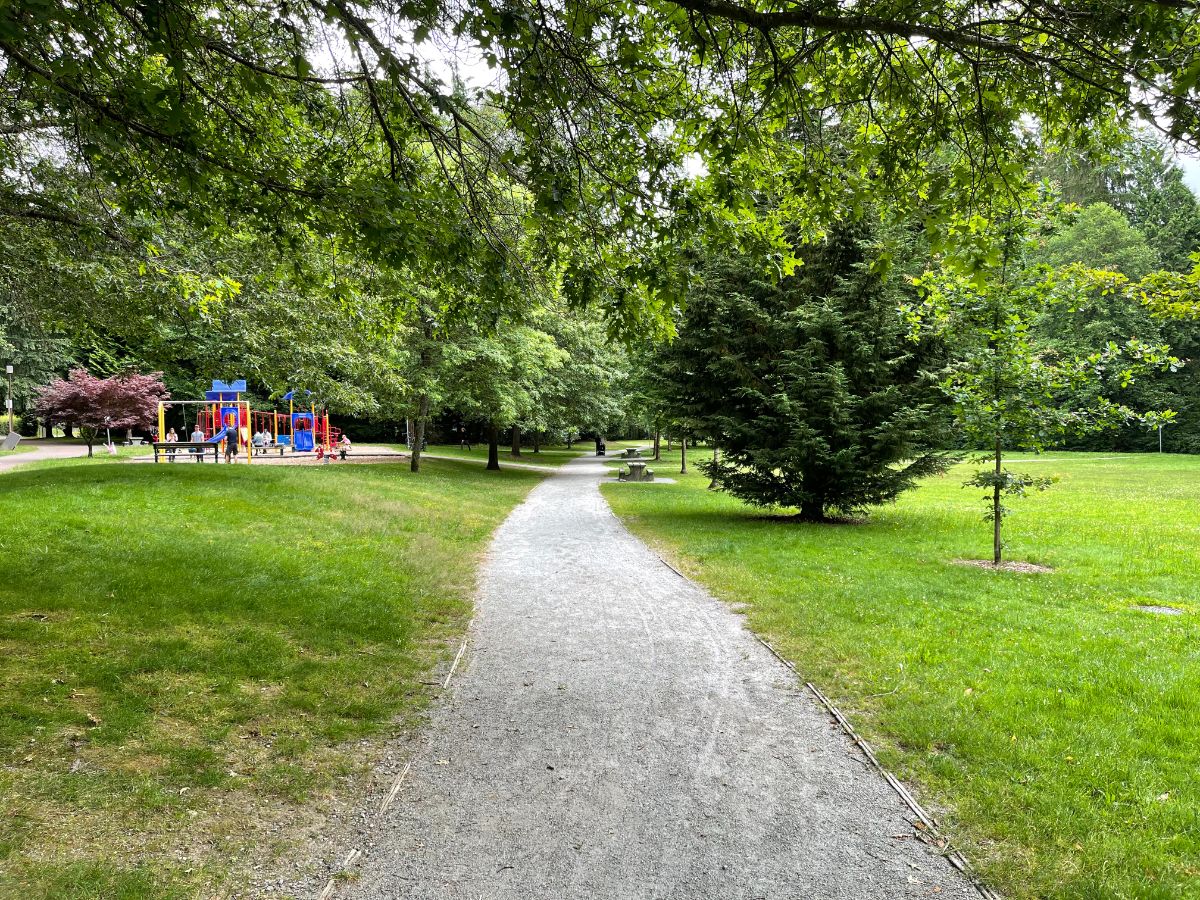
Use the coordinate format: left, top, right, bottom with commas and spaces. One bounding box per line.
152, 441, 219, 463
254, 443, 287, 456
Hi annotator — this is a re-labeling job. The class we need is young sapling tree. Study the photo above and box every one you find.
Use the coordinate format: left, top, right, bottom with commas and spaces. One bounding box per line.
910, 225, 1179, 566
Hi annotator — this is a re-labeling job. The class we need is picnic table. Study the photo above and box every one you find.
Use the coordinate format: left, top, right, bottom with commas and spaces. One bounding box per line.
152, 441, 219, 463
617, 460, 655, 482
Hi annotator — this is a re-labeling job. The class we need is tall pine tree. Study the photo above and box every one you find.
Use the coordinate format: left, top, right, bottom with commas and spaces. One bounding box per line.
655, 224, 951, 520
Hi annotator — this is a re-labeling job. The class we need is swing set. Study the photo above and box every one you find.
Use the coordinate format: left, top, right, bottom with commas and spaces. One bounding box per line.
156, 380, 252, 464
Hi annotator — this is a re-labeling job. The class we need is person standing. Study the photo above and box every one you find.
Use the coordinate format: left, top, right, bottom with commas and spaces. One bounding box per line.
165, 427, 178, 462
190, 424, 206, 462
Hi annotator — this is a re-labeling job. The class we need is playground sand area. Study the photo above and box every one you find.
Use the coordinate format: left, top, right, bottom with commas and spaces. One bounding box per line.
132, 445, 410, 465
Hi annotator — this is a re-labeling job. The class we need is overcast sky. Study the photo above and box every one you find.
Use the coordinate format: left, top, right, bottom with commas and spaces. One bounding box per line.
1176, 151, 1200, 196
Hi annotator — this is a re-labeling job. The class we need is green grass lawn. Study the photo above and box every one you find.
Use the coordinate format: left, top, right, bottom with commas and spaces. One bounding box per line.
0, 457, 545, 898
603, 452, 1200, 900
404, 442, 584, 466
1, 443, 150, 467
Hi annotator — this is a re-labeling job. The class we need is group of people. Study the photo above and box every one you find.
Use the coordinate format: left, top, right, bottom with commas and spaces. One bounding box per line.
159, 425, 218, 461
318, 433, 353, 461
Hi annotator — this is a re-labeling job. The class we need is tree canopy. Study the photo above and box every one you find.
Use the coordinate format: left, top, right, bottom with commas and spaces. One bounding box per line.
34, 368, 169, 454
1037, 203, 1162, 280
10, 1, 1200, 324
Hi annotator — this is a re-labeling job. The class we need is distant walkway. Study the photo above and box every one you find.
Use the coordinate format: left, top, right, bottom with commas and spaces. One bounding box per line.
343, 455, 978, 899
419, 452, 560, 472
0, 440, 89, 473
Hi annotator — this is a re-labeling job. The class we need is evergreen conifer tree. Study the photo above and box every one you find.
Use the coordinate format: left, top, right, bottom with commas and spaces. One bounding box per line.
656, 224, 951, 520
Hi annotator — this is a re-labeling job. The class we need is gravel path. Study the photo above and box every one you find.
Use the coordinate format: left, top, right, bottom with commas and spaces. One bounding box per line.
0, 440, 89, 472
347, 455, 979, 899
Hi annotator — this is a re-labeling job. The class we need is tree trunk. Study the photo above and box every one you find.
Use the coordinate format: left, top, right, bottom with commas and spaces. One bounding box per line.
993, 435, 1003, 565
708, 443, 719, 490
533, 430, 540, 454
405, 417, 414, 449
566, 432, 573, 449
409, 314, 435, 471
652, 428, 661, 461
487, 422, 500, 470
667, 434, 673, 452
410, 394, 430, 473
510, 424, 521, 456
85, 434, 94, 457
800, 498, 825, 521
680, 437, 687, 474
594, 433, 603, 453
64, 422, 73, 439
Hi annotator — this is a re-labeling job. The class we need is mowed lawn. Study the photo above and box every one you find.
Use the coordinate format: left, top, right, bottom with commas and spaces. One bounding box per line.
0, 457, 544, 898
604, 452, 1200, 900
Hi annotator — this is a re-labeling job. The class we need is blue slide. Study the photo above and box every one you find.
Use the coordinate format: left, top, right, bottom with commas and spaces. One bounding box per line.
206, 426, 230, 443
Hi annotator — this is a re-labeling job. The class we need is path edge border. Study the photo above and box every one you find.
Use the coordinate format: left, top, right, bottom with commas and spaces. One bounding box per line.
313, 618, 475, 899
753, 633, 1001, 900
641, 538, 1002, 900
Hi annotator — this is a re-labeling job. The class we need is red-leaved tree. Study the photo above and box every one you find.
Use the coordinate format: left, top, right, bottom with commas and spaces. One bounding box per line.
34, 369, 170, 456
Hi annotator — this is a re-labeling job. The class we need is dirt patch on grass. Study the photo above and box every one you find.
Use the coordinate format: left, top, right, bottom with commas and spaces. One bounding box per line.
1132, 604, 1185, 616
953, 558, 1054, 574
754, 513, 870, 526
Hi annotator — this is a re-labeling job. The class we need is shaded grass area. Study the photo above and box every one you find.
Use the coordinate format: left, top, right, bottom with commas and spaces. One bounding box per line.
403, 442, 583, 466
0, 458, 544, 898
603, 453, 1200, 900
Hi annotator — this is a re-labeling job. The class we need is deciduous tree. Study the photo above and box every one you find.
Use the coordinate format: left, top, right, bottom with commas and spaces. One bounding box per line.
34, 369, 169, 455
912, 227, 1179, 565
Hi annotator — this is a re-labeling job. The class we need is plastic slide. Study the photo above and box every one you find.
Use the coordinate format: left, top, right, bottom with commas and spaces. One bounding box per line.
206, 426, 230, 443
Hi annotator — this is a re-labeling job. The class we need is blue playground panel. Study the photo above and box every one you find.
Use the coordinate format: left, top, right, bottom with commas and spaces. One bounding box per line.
292, 412, 315, 451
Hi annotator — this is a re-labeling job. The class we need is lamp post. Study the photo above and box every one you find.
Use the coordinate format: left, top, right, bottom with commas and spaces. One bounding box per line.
5, 364, 12, 435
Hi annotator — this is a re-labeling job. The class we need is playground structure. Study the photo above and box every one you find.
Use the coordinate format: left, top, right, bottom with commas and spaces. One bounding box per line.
156, 380, 252, 465
155, 381, 339, 463
242, 390, 340, 453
